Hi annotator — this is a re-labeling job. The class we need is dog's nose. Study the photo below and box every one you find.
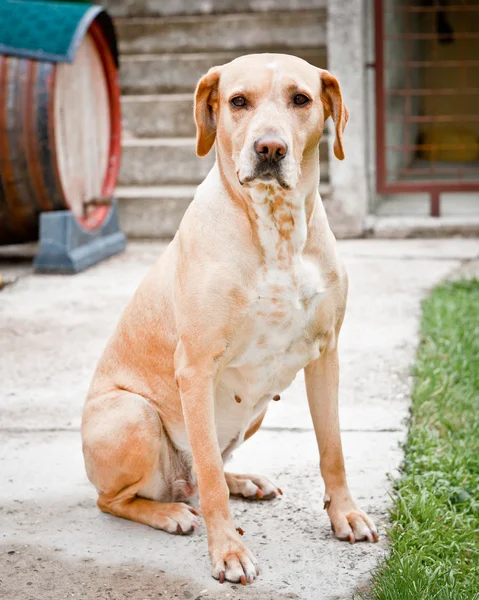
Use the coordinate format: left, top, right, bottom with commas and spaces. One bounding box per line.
254, 136, 288, 162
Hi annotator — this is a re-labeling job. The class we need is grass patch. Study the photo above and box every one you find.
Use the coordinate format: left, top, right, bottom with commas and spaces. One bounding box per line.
366, 279, 479, 600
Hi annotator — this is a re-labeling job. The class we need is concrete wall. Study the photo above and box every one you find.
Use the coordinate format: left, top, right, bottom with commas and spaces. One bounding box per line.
102, 0, 326, 17
326, 0, 369, 237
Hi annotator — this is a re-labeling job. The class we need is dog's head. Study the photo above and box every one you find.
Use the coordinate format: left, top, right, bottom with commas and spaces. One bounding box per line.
194, 54, 348, 192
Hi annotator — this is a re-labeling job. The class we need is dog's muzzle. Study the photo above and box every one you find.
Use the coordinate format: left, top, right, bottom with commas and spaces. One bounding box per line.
238, 135, 291, 189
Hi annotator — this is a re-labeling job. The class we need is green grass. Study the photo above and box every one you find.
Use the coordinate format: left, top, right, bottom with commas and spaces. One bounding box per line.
365, 279, 479, 600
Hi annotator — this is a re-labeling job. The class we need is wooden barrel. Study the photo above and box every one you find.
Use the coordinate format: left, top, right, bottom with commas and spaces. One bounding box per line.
0, 20, 121, 245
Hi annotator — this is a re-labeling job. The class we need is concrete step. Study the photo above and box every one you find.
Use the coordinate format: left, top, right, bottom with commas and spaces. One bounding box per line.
121, 95, 336, 141
120, 49, 327, 94
366, 215, 479, 238
117, 185, 197, 238
105, 0, 326, 18
119, 138, 215, 185
116, 10, 326, 55
121, 93, 337, 140
119, 137, 330, 185
117, 183, 332, 239
122, 94, 194, 138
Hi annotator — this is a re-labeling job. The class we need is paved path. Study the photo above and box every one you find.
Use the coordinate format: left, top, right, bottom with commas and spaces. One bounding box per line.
1, 239, 478, 600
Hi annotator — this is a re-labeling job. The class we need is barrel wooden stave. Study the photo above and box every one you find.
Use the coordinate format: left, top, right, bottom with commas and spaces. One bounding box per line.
0, 21, 121, 245
0, 56, 57, 243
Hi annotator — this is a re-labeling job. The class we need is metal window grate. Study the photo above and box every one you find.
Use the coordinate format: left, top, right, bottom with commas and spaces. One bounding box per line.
375, 0, 479, 216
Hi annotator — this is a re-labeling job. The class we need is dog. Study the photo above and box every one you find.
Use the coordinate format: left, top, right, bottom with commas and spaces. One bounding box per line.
81, 53, 378, 586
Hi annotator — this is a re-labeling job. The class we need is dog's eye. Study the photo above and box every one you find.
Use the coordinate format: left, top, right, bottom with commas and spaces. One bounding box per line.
230, 96, 247, 108
293, 94, 310, 106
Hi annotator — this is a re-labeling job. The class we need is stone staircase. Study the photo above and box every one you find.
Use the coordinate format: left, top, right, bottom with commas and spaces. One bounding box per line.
104, 1, 329, 238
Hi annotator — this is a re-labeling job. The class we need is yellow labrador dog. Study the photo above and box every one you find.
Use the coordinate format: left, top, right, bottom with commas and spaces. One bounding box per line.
82, 53, 378, 586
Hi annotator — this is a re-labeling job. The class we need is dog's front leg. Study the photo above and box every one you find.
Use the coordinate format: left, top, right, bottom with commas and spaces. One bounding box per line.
304, 347, 378, 543
176, 351, 258, 585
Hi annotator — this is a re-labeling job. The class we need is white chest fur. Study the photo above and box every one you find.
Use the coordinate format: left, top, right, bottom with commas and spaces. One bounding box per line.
215, 186, 326, 453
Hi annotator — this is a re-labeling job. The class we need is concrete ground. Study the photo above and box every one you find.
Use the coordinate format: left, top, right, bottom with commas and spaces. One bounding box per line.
1, 238, 478, 600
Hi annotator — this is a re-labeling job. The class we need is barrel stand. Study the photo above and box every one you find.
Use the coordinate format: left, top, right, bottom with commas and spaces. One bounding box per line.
34, 200, 126, 274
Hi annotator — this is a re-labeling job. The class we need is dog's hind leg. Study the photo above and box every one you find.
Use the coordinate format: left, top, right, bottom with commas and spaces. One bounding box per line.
81, 390, 199, 534
225, 473, 283, 500
224, 409, 283, 501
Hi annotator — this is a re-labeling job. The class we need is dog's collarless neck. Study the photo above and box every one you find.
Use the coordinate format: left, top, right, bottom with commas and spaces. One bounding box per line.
244, 185, 310, 262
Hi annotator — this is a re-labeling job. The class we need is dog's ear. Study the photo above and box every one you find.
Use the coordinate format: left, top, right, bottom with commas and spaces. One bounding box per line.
194, 66, 222, 157
318, 69, 349, 160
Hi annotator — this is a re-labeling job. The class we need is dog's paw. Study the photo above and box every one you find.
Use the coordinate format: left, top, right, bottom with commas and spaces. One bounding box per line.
324, 492, 378, 543
225, 472, 283, 500
210, 529, 259, 585
151, 502, 201, 535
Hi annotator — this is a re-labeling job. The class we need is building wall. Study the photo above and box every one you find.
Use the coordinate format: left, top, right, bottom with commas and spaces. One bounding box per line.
102, 0, 326, 17
326, 0, 369, 237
